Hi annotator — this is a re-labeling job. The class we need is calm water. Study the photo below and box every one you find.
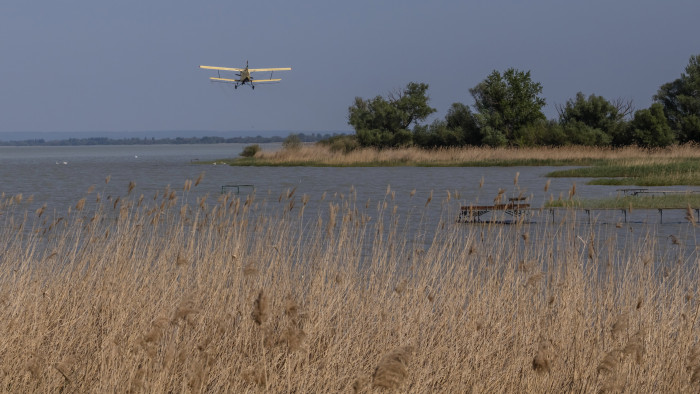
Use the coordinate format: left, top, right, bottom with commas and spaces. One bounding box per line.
1, 144, 698, 257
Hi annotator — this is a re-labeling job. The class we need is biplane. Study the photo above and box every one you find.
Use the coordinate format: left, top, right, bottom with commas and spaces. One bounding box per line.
199, 61, 291, 89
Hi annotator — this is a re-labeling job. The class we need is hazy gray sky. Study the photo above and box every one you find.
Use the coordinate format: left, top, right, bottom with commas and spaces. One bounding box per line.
1, 0, 699, 135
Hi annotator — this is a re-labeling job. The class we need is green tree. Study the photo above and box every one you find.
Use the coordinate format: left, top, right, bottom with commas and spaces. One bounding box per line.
412, 103, 480, 147
627, 103, 675, 147
445, 103, 481, 145
469, 68, 546, 144
557, 92, 632, 145
561, 121, 612, 146
348, 82, 436, 148
513, 120, 567, 147
654, 54, 700, 143
413, 120, 463, 147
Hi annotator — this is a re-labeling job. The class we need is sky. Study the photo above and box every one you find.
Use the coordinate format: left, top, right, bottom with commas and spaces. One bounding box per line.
1, 0, 699, 137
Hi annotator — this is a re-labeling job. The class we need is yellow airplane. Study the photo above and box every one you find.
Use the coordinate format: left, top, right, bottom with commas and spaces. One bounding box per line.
199, 60, 291, 90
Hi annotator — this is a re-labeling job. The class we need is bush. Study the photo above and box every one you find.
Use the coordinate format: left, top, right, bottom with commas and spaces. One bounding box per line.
240, 144, 261, 157
317, 135, 359, 153
282, 134, 303, 150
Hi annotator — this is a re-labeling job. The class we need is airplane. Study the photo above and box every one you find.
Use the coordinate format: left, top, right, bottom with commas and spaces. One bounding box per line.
199, 61, 291, 89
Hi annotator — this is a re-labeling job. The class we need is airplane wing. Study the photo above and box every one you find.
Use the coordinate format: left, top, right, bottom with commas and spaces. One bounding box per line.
251, 79, 282, 83
209, 77, 240, 83
200, 65, 244, 72
248, 67, 292, 72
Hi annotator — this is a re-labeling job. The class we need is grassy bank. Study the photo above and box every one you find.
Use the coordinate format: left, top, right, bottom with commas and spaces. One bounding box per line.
213, 144, 700, 168
1, 181, 700, 391
546, 158, 700, 186
545, 193, 700, 210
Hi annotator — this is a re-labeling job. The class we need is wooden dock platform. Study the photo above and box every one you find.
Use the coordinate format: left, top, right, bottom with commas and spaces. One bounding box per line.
458, 197, 531, 223
617, 188, 700, 197
457, 194, 700, 224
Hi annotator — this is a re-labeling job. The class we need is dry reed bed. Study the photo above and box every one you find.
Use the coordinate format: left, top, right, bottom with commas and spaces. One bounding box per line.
252, 144, 700, 166
0, 183, 699, 392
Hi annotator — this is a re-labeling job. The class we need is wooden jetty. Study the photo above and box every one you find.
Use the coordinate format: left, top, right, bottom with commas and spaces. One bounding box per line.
617, 188, 700, 197
458, 197, 531, 223
220, 184, 255, 195
458, 195, 700, 225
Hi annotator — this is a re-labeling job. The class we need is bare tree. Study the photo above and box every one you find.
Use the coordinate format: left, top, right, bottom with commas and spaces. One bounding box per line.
610, 98, 635, 119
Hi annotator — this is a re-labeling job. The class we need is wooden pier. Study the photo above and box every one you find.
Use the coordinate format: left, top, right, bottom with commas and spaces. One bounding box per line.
458, 200, 700, 225
458, 197, 531, 223
617, 188, 700, 197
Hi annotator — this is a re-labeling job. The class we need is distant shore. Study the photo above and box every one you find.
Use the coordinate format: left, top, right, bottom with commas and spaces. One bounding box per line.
0, 133, 335, 146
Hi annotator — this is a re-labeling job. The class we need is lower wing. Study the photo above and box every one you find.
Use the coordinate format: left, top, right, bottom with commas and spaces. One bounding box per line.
209, 77, 240, 83
208, 77, 281, 83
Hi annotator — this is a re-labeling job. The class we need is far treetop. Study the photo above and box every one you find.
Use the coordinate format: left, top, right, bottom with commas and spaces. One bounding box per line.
347, 54, 700, 149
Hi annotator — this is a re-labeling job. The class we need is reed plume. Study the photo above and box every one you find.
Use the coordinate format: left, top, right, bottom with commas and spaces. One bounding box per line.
372, 346, 414, 389
687, 345, 700, 384
252, 290, 268, 325
532, 339, 554, 374
173, 296, 199, 324
194, 172, 204, 186
611, 313, 628, 339
686, 204, 696, 226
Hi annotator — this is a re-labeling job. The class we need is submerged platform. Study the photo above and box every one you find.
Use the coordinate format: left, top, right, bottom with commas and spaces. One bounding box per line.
457, 199, 700, 225
458, 197, 531, 223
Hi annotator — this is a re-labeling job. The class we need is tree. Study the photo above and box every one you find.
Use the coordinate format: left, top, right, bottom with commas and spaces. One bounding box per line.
561, 121, 612, 146
513, 120, 567, 147
413, 120, 463, 147
445, 103, 481, 145
469, 68, 546, 144
627, 103, 675, 147
348, 82, 436, 148
412, 102, 480, 147
556, 92, 631, 145
654, 54, 700, 143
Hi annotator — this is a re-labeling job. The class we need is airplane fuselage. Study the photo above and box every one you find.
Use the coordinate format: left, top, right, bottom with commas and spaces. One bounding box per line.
238, 67, 253, 84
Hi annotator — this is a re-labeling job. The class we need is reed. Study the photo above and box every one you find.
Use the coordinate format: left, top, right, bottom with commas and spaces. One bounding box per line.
0, 181, 698, 392
214, 143, 700, 168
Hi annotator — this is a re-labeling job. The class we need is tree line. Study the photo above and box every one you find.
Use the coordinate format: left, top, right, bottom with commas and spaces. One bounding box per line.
0, 133, 337, 146
346, 54, 700, 148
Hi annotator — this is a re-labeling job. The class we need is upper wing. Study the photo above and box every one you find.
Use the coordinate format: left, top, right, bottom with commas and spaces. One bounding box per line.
200, 65, 244, 72
248, 67, 292, 72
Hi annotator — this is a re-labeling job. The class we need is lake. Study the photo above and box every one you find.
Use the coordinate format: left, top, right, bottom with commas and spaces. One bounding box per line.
1, 143, 698, 257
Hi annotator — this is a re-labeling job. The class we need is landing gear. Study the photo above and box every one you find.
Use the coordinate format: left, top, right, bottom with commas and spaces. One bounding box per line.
252, 85, 255, 90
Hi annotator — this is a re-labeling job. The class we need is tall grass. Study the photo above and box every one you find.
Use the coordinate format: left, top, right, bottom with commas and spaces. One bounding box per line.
547, 158, 700, 186
219, 143, 700, 167
0, 180, 699, 392
547, 194, 700, 209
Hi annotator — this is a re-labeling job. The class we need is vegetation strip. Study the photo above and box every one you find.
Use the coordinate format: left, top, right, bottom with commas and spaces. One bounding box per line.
546, 158, 700, 186
545, 194, 700, 209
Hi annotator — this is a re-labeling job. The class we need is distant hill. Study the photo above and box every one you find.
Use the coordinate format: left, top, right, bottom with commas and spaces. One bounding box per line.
0, 131, 350, 146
